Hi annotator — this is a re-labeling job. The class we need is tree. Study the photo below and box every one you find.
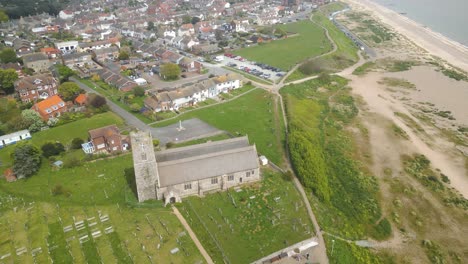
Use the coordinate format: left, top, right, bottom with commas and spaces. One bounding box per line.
87, 93, 107, 108
0, 68, 19, 94
0, 10, 8, 22
0, 48, 18, 64
191, 16, 200, 25
56, 64, 75, 82
182, 15, 191, 24
21, 109, 44, 132
41, 142, 65, 158
71, 138, 84, 149
58, 82, 81, 101
215, 30, 224, 41
130, 103, 141, 112
118, 50, 129, 60
133, 86, 145, 97
147, 21, 155, 31
91, 74, 101, 82
13, 143, 41, 179
160, 63, 180, 80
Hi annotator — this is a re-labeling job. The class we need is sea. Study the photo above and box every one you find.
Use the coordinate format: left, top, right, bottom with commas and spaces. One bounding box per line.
371, 0, 468, 47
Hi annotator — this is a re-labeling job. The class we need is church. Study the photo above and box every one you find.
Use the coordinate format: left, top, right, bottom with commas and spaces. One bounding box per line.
131, 131, 261, 205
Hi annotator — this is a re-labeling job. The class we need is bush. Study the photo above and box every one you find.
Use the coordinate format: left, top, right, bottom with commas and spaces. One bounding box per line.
133, 86, 145, 97
130, 103, 141, 112
71, 138, 84, 149
166, 142, 175, 149
63, 156, 81, 168
41, 142, 65, 158
153, 139, 160, 147
51, 184, 71, 197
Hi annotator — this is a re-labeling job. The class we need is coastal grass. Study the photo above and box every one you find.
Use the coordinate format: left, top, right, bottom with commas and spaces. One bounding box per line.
281, 76, 390, 262
176, 169, 313, 264
0, 154, 205, 263
233, 20, 332, 71
379, 77, 416, 89
152, 89, 285, 166
352, 61, 376, 75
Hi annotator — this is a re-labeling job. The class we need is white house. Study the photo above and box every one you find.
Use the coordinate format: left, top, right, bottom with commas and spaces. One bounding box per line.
163, 30, 176, 38
55, 41, 79, 54
213, 74, 242, 93
0, 130, 31, 149
59, 10, 74, 20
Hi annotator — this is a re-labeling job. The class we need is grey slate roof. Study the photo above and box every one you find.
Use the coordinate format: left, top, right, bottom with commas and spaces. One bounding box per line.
156, 137, 259, 187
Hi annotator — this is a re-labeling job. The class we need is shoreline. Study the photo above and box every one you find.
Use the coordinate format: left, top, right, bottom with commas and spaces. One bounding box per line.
344, 0, 468, 73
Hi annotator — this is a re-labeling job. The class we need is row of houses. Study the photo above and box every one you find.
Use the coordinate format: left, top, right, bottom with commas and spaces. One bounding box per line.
144, 73, 242, 112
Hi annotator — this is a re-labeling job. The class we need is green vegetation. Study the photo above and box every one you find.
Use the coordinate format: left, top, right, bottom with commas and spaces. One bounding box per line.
160, 63, 181, 81
281, 76, 387, 261
177, 169, 312, 263
324, 237, 383, 264
233, 20, 331, 71
386, 60, 415, 72
379, 77, 416, 89
391, 123, 409, 140
352, 62, 376, 76
441, 68, 467, 81
153, 89, 285, 165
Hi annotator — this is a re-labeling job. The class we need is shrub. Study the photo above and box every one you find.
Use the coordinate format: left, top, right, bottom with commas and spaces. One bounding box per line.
133, 86, 145, 97
153, 139, 160, 147
71, 138, 84, 149
63, 156, 81, 168
166, 142, 174, 149
41, 142, 65, 158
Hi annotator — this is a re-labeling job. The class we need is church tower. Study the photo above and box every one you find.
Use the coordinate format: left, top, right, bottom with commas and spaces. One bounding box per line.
130, 131, 160, 202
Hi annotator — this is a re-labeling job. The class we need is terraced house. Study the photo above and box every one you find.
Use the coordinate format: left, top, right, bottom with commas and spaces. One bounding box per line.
144, 73, 242, 112
14, 74, 59, 103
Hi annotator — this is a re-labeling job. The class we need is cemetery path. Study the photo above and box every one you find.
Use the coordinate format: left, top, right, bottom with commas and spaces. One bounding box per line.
172, 206, 215, 264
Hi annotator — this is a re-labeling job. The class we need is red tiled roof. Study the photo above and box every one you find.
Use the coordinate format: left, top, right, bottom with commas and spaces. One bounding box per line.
75, 94, 87, 105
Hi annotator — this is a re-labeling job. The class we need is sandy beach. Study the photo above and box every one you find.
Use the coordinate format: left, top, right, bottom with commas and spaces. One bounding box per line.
344, 0, 468, 73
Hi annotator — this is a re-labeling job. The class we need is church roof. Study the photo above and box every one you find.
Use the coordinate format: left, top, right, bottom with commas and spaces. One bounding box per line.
156, 136, 259, 187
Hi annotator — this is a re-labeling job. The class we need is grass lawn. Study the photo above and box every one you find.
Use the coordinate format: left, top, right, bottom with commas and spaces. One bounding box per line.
152, 89, 285, 166
176, 169, 313, 264
0, 153, 205, 264
0, 112, 124, 171
233, 20, 332, 71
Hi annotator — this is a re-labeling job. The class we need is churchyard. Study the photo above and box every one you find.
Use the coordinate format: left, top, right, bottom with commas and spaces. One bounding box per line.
0, 154, 205, 263
176, 169, 313, 264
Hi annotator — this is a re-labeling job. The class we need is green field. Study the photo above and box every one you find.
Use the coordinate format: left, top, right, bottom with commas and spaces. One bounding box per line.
153, 89, 286, 166
233, 20, 332, 71
286, 4, 359, 82
177, 169, 313, 264
0, 154, 205, 263
0, 112, 124, 171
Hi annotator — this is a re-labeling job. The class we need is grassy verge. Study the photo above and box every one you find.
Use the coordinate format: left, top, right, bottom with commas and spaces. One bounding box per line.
379, 77, 416, 89
152, 89, 285, 165
176, 169, 312, 263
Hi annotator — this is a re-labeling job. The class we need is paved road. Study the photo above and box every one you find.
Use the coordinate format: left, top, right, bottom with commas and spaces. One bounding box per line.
71, 77, 149, 132
172, 206, 214, 264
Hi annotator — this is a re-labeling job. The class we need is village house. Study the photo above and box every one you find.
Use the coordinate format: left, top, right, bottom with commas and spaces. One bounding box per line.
178, 23, 195, 37
14, 73, 59, 103
81, 125, 130, 154
31, 95, 67, 121
40, 47, 61, 59
22, 53, 51, 73
178, 57, 203, 73
62, 52, 93, 68
78, 38, 120, 52
132, 132, 261, 204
